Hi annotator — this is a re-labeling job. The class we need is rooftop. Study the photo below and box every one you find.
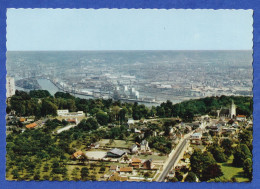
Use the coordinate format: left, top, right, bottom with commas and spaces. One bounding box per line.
120, 167, 133, 172
26, 122, 37, 129
108, 148, 125, 156
73, 151, 83, 158
132, 158, 141, 163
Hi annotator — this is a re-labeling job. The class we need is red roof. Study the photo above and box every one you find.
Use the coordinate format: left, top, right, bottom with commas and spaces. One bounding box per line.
120, 167, 133, 172
26, 122, 37, 128
73, 151, 83, 158
20, 118, 26, 122
67, 118, 76, 122
237, 115, 246, 118
132, 158, 141, 163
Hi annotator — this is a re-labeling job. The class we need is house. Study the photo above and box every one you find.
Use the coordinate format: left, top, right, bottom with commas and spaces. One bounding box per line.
201, 134, 213, 145
131, 157, 142, 168
130, 144, 138, 154
169, 126, 174, 134
168, 170, 175, 178
66, 118, 78, 124
71, 150, 83, 159
119, 167, 133, 174
127, 118, 135, 126
90, 142, 100, 149
107, 148, 126, 158
57, 109, 85, 117
190, 133, 202, 140
222, 127, 236, 136
26, 122, 37, 129
209, 124, 222, 135
19, 117, 26, 122
232, 122, 239, 128
108, 172, 128, 181
185, 158, 190, 163
175, 162, 187, 171
236, 115, 247, 121
140, 140, 150, 152
217, 121, 227, 126
57, 109, 69, 116
25, 118, 34, 123
190, 132, 202, 145
143, 159, 154, 170
109, 165, 119, 172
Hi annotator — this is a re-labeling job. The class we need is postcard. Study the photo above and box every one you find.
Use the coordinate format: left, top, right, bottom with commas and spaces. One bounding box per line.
5, 9, 253, 182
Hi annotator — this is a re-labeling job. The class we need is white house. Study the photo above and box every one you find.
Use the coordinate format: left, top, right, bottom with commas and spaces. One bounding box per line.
130, 144, 138, 154
57, 109, 84, 117
190, 133, 202, 140
127, 118, 135, 125
57, 109, 69, 116
236, 115, 247, 121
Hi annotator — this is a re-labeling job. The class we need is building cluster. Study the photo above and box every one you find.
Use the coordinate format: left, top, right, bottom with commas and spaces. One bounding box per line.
57, 109, 85, 124
107, 157, 155, 181
7, 51, 252, 105
189, 102, 250, 145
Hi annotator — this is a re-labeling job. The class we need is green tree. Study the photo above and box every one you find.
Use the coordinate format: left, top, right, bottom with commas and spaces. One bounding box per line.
119, 108, 127, 124
11, 168, 20, 179
169, 177, 179, 182
221, 139, 233, 157
208, 145, 227, 163
243, 158, 252, 180
185, 172, 197, 182
233, 144, 252, 167
29, 90, 51, 98
33, 170, 41, 180
80, 167, 89, 181
96, 111, 109, 125
190, 149, 219, 181
77, 118, 98, 131
201, 164, 223, 181
41, 99, 58, 116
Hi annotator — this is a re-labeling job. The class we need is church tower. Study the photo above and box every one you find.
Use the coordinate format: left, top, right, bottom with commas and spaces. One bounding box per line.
230, 100, 236, 119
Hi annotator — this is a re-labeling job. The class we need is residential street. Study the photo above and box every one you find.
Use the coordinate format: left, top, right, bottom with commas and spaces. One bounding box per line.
157, 130, 194, 182
157, 138, 189, 182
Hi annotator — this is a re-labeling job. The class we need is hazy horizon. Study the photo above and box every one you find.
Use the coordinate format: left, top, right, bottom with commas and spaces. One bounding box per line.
7, 9, 253, 51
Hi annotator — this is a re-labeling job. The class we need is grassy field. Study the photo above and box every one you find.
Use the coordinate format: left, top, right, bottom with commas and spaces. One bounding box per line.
99, 139, 134, 148
218, 155, 249, 182
129, 154, 167, 161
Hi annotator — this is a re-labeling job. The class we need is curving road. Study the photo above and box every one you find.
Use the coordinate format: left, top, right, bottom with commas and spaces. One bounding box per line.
157, 138, 188, 182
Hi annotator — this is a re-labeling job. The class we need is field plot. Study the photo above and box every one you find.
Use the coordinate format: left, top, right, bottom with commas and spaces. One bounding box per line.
99, 139, 135, 149
86, 151, 107, 159
129, 154, 167, 161
218, 156, 249, 182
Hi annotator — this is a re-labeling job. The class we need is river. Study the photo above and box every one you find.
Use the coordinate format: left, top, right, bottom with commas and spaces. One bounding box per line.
16, 78, 158, 107
37, 79, 94, 100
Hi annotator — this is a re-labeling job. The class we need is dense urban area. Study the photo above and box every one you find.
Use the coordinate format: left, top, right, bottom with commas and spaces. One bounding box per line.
7, 51, 253, 104
6, 90, 253, 182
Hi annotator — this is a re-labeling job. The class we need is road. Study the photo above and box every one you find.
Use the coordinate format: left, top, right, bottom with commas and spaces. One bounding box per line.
55, 124, 76, 134
157, 138, 189, 182
157, 119, 208, 182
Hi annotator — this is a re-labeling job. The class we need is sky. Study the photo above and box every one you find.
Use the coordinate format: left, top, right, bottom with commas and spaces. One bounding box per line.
7, 9, 253, 51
